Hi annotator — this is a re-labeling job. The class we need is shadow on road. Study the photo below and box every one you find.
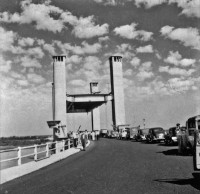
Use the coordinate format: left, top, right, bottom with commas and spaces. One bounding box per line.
157, 149, 192, 156
154, 173, 200, 191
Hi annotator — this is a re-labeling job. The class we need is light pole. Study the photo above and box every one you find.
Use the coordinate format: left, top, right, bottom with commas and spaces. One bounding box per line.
143, 118, 145, 129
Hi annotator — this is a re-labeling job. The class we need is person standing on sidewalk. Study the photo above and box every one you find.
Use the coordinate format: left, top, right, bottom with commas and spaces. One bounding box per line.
80, 131, 86, 151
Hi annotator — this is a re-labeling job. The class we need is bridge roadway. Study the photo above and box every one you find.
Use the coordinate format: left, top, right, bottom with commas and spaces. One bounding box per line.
0, 138, 199, 194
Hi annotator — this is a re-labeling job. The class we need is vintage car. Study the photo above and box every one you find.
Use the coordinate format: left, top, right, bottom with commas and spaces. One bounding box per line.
146, 127, 165, 143
164, 127, 177, 145
165, 126, 186, 145
178, 115, 200, 155
107, 130, 118, 138
135, 128, 149, 141
100, 129, 108, 137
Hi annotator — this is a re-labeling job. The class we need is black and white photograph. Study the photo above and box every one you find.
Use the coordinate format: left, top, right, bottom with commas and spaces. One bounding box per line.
0, 0, 200, 193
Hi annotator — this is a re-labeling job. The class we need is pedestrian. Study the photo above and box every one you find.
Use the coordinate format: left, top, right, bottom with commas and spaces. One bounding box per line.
80, 131, 86, 151
95, 130, 99, 140
73, 131, 78, 147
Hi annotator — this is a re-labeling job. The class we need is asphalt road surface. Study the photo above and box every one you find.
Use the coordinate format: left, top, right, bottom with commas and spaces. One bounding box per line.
0, 138, 199, 194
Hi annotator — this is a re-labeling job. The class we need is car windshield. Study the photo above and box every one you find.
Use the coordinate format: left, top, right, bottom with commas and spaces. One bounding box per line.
188, 129, 194, 136
152, 128, 163, 133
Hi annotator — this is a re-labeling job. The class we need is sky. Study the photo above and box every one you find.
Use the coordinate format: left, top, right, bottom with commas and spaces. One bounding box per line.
0, 0, 200, 137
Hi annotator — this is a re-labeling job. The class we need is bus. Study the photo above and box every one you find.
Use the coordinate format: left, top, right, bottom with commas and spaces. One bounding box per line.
187, 115, 200, 171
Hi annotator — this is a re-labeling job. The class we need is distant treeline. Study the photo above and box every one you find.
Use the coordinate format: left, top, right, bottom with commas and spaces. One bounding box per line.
0, 135, 52, 147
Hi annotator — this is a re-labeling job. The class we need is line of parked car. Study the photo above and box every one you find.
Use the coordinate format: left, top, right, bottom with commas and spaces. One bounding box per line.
100, 127, 167, 144
100, 115, 200, 150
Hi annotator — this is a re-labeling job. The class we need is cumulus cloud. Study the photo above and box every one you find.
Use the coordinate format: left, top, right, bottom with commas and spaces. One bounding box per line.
19, 56, 42, 68
167, 77, 196, 93
135, 0, 167, 9
159, 66, 195, 76
160, 26, 200, 50
164, 51, 196, 67
0, 0, 109, 37
136, 71, 154, 81
18, 37, 35, 47
124, 69, 133, 76
54, 40, 102, 55
135, 0, 200, 18
114, 43, 135, 59
114, 23, 153, 41
130, 57, 141, 68
0, 56, 12, 73
66, 55, 83, 64
0, 0, 63, 33
137, 61, 154, 81
0, 27, 17, 52
17, 79, 29, 86
27, 73, 45, 84
169, 0, 200, 18
136, 45, 154, 53
98, 36, 109, 42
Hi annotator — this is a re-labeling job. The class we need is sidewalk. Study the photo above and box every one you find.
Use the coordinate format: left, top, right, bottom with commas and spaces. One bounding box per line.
0, 141, 90, 184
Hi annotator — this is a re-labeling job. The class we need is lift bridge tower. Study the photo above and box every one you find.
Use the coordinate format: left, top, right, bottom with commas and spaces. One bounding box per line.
47, 55, 127, 140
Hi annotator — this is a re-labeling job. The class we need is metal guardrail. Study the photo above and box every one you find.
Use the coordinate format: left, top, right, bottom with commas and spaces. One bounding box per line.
0, 139, 74, 167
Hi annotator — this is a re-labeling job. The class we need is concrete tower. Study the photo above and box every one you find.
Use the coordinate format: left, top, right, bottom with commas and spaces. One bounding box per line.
90, 82, 100, 132
109, 56, 126, 127
53, 56, 67, 138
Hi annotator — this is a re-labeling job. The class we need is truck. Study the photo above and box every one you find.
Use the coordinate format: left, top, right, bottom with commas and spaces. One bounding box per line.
178, 115, 200, 156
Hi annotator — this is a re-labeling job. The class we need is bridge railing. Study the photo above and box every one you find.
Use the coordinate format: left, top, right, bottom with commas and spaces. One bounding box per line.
0, 139, 74, 169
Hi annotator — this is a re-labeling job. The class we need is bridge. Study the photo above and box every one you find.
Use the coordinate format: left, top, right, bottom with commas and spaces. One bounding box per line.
1, 138, 199, 194
0, 56, 199, 194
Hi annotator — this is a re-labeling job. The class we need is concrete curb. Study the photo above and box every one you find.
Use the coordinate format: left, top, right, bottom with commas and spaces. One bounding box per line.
0, 141, 90, 184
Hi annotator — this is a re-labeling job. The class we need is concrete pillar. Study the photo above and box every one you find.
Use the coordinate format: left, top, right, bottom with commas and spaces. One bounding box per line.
53, 56, 67, 138
91, 107, 101, 131
109, 56, 126, 127
90, 82, 101, 131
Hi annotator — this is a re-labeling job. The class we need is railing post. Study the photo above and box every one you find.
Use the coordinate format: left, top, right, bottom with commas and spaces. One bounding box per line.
62, 140, 65, 151
68, 139, 70, 149
46, 143, 49, 157
55, 141, 58, 154
34, 144, 38, 161
18, 147, 22, 165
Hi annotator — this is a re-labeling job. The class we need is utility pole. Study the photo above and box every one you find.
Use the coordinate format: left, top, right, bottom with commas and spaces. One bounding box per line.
143, 118, 145, 129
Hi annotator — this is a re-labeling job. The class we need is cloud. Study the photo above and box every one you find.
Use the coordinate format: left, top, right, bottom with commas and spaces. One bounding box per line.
135, 0, 167, 9
130, 57, 141, 68
114, 43, 135, 59
27, 73, 45, 84
66, 55, 83, 64
137, 61, 154, 81
167, 77, 196, 93
0, 0, 109, 37
61, 11, 109, 38
114, 23, 153, 41
169, 0, 200, 18
160, 26, 200, 50
17, 79, 29, 86
137, 71, 154, 81
18, 37, 35, 47
136, 45, 154, 53
98, 36, 109, 42
0, 56, 12, 73
72, 17, 109, 39
164, 51, 196, 67
19, 56, 42, 68
159, 66, 195, 76
135, 0, 200, 18
0, 27, 17, 52
54, 40, 102, 55
0, 0, 63, 33
124, 69, 133, 76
